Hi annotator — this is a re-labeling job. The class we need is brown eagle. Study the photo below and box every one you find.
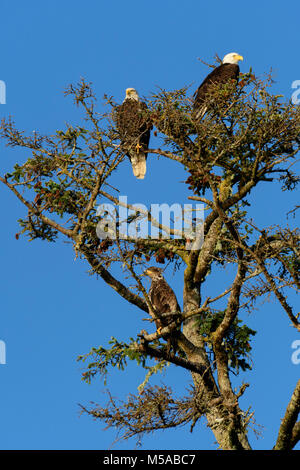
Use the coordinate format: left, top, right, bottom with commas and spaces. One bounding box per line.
115, 88, 152, 179
193, 52, 243, 120
144, 267, 181, 352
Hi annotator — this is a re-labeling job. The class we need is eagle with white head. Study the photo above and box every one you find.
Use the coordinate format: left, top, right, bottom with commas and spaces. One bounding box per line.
115, 88, 152, 179
193, 52, 244, 120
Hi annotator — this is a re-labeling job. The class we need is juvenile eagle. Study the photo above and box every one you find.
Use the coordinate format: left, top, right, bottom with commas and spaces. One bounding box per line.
144, 267, 181, 351
193, 52, 243, 120
115, 88, 152, 179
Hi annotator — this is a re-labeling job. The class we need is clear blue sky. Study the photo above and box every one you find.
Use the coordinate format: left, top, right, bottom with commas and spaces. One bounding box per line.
0, 0, 299, 450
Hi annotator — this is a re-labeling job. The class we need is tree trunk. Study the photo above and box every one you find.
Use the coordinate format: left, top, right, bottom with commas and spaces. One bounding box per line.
182, 267, 251, 450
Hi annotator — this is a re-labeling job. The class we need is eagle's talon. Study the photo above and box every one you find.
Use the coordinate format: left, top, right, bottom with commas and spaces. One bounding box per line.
135, 143, 142, 154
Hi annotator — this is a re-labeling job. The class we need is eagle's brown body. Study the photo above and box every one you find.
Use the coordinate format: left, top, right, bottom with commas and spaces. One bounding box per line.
144, 267, 181, 340
115, 94, 152, 179
193, 62, 240, 120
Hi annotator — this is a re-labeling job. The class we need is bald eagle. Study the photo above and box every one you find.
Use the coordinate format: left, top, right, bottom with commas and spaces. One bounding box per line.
115, 88, 152, 179
144, 267, 181, 353
193, 52, 243, 120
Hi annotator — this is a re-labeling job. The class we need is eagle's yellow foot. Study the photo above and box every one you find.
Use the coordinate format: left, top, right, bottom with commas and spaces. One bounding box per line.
135, 143, 142, 154
157, 327, 162, 335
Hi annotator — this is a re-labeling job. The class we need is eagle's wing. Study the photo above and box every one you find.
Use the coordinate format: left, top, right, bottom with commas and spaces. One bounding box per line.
149, 279, 181, 356
193, 64, 240, 119
193, 66, 222, 108
149, 279, 181, 323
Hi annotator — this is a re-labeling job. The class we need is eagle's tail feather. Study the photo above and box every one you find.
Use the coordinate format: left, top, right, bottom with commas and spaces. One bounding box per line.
194, 105, 208, 121
130, 152, 147, 179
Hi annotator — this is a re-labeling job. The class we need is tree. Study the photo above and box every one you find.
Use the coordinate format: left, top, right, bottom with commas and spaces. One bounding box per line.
0, 66, 299, 450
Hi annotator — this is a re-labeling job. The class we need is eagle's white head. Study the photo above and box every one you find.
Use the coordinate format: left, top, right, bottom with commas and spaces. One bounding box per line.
125, 88, 139, 102
222, 52, 244, 65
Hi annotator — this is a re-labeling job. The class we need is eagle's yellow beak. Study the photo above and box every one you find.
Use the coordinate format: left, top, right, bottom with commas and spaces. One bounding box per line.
235, 54, 244, 62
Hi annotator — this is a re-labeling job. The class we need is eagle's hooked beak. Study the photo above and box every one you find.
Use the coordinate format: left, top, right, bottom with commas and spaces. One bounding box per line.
235, 54, 244, 62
